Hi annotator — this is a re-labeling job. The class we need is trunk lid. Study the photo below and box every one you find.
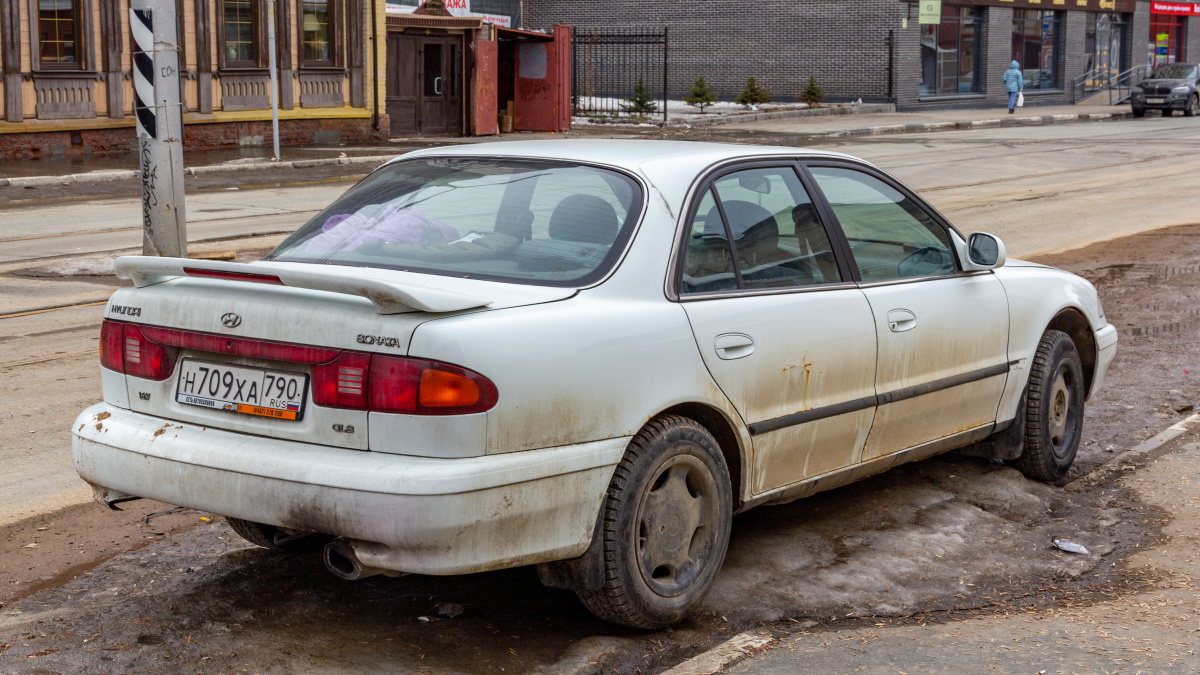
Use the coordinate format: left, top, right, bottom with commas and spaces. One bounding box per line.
106, 259, 574, 449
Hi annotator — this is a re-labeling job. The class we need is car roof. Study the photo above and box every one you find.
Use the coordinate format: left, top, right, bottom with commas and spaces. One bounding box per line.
391, 139, 860, 174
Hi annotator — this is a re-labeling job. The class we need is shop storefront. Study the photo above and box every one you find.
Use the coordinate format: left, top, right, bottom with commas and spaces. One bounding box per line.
1012, 9, 1061, 90
1086, 13, 1130, 84
1149, 2, 1196, 65
920, 6, 982, 96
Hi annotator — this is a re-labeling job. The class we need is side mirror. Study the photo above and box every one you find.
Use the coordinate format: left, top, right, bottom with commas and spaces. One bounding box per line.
966, 232, 1006, 269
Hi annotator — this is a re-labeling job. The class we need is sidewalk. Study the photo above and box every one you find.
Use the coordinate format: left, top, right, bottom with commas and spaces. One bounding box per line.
699, 103, 1135, 138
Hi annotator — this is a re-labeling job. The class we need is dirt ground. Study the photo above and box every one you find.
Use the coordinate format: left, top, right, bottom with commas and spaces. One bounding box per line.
0, 219, 1195, 673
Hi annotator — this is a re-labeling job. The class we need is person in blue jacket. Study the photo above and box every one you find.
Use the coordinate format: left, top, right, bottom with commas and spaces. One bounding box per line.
1004, 60, 1024, 113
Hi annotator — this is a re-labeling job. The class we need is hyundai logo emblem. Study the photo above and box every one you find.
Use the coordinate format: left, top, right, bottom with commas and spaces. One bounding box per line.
221, 312, 242, 328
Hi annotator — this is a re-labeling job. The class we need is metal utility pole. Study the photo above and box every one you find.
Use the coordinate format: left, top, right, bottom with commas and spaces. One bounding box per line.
131, 0, 187, 258
267, 0, 281, 161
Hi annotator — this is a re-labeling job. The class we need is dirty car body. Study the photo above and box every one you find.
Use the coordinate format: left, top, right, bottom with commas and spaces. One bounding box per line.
72, 141, 1117, 626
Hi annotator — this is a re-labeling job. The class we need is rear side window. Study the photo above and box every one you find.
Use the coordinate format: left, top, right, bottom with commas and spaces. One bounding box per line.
269, 158, 643, 287
680, 166, 842, 295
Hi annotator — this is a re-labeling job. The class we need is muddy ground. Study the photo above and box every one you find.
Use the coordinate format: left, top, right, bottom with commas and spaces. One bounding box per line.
0, 223, 1195, 674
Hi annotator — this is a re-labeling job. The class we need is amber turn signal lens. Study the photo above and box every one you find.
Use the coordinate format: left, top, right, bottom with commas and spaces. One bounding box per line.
419, 368, 482, 408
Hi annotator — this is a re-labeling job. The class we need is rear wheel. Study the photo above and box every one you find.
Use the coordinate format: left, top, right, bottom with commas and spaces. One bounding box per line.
1011, 330, 1085, 484
576, 416, 732, 629
226, 518, 330, 552
1132, 106, 1146, 118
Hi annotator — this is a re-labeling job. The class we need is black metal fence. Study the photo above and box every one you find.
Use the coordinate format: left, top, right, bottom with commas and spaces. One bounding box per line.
571, 26, 669, 122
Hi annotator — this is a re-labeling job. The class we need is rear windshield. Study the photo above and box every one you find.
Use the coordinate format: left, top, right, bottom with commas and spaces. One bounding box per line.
1149, 64, 1198, 79
268, 157, 644, 287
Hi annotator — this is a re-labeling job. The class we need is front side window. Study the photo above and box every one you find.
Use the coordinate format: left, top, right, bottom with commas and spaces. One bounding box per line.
269, 158, 644, 287
920, 6, 981, 96
38, 0, 79, 68
1013, 10, 1060, 90
809, 167, 955, 282
223, 0, 258, 67
302, 0, 333, 65
680, 166, 842, 294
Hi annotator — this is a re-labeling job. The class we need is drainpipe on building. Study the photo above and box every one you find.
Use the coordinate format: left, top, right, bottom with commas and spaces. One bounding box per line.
372, 0, 380, 131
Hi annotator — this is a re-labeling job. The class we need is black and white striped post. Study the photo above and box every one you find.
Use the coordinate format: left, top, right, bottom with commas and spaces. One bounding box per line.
131, 0, 186, 258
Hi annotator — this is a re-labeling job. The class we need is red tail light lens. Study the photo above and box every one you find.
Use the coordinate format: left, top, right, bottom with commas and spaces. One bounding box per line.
312, 352, 373, 409
122, 324, 178, 380
368, 355, 420, 413
100, 321, 496, 415
100, 320, 125, 372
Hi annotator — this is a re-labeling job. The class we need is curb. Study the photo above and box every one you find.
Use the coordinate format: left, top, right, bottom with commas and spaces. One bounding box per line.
1066, 410, 1200, 492
725, 109, 1133, 141
1, 154, 395, 189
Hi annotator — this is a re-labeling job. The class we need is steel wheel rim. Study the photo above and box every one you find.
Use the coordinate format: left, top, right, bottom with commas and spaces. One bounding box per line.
1048, 363, 1078, 460
634, 454, 720, 598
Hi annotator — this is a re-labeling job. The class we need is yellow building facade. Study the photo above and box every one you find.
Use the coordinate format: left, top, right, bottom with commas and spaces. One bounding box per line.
0, 0, 387, 157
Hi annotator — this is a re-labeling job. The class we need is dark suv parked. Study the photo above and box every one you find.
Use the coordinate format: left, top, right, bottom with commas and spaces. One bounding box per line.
1131, 64, 1200, 117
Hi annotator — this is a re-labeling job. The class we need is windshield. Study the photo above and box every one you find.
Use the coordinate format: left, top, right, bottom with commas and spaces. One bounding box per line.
1149, 64, 1198, 79
268, 158, 644, 287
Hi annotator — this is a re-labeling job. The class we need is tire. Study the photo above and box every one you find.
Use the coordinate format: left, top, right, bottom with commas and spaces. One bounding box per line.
1011, 330, 1086, 484
576, 416, 732, 629
1185, 94, 1199, 117
226, 518, 330, 552
1132, 106, 1146, 118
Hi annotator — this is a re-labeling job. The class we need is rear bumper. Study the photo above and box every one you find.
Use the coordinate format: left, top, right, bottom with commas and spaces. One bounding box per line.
1090, 323, 1118, 399
72, 404, 625, 575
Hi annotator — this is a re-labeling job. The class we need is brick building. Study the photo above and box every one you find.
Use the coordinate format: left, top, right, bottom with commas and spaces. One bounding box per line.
526, 0, 1200, 110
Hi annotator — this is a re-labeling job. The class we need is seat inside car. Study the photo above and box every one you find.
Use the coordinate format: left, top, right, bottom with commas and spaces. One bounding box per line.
549, 194, 619, 245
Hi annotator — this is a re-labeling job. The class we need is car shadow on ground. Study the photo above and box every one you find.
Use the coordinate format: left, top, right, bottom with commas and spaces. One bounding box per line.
4, 452, 1148, 674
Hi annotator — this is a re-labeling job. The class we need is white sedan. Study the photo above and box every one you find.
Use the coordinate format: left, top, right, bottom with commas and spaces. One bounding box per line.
73, 141, 1116, 628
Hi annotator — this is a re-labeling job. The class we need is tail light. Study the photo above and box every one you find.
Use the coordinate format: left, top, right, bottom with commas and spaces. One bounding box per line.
317, 354, 498, 415
101, 320, 497, 414
312, 352, 373, 409
99, 320, 125, 372
100, 320, 178, 380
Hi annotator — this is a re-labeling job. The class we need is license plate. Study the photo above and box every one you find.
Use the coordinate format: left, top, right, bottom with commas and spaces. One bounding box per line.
1147, 97, 1165, 104
175, 359, 308, 421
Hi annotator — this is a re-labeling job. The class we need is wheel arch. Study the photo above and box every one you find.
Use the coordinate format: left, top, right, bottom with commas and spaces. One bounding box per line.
657, 402, 746, 511
1046, 307, 1097, 395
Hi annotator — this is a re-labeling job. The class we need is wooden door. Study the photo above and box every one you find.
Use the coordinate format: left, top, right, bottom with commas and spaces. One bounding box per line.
386, 34, 419, 135
386, 33, 463, 136
419, 38, 463, 134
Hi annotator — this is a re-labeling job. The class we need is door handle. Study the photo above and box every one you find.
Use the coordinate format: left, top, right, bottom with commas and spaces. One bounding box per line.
433, 76, 443, 95
714, 333, 755, 360
887, 309, 917, 333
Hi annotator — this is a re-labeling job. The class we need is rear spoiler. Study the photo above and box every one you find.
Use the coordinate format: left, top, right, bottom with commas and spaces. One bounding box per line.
112, 257, 493, 315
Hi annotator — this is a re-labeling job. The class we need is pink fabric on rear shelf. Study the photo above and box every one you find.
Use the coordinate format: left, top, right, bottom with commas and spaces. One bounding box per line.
304, 205, 460, 255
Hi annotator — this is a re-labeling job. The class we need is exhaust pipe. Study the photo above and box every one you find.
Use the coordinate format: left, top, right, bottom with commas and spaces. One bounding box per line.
323, 539, 401, 580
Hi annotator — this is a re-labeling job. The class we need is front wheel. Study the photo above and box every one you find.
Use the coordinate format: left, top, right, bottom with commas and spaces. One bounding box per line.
1132, 106, 1146, 118
1011, 330, 1085, 484
576, 416, 732, 629
1185, 94, 1199, 117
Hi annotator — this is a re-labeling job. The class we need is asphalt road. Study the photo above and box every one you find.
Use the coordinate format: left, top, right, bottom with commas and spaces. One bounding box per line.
1, 117, 1199, 673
